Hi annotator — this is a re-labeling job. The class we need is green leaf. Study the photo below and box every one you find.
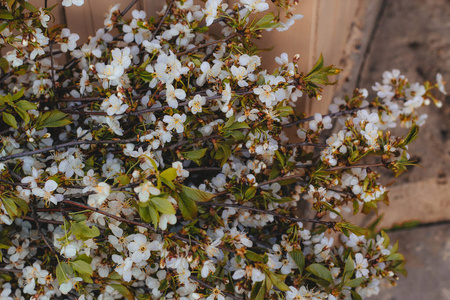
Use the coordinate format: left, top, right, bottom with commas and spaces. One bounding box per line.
255, 13, 281, 29
337, 221, 367, 236
1, 197, 18, 217
381, 230, 390, 248
322, 202, 343, 220
276, 106, 294, 117
160, 168, 177, 182
107, 272, 123, 280
177, 193, 198, 220
225, 122, 250, 131
223, 115, 236, 128
11, 196, 29, 216
266, 271, 289, 291
2, 112, 17, 129
71, 260, 93, 276
289, 250, 305, 273
110, 284, 134, 300
181, 185, 215, 202
351, 290, 363, 300
16, 99, 37, 110
36, 110, 72, 130
56, 262, 73, 284
244, 186, 257, 200
0, 10, 14, 20
148, 205, 159, 228
160, 176, 175, 190
342, 256, 355, 283
71, 221, 100, 239
245, 250, 264, 262
307, 54, 324, 76
345, 277, 365, 288
12, 89, 25, 101
139, 205, 152, 223
13, 106, 29, 125
306, 263, 333, 282
21, 1, 38, 12
182, 148, 208, 160
151, 196, 175, 215
401, 124, 419, 146
250, 280, 265, 300
114, 174, 130, 187
0, 57, 9, 72
385, 253, 404, 261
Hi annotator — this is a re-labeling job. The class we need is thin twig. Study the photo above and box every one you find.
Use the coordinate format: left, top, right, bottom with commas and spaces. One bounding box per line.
284, 142, 327, 148
31, 199, 61, 257
150, 0, 175, 41
199, 202, 336, 226
189, 276, 242, 300
0, 138, 136, 162
22, 216, 64, 225
324, 162, 384, 172
0, 71, 13, 85
177, 33, 239, 57
282, 105, 370, 128
0, 268, 22, 273
49, 40, 57, 97
120, 0, 139, 17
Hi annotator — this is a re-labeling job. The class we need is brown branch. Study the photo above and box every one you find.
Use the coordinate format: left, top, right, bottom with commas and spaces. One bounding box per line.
120, 0, 139, 17
22, 216, 64, 225
57, 91, 253, 116
282, 105, 370, 128
176, 33, 239, 57
324, 162, 385, 172
49, 40, 57, 97
30, 199, 61, 257
283, 142, 327, 148
189, 276, 242, 300
0, 70, 13, 85
186, 167, 222, 172
0, 138, 136, 162
150, 0, 175, 41
0, 268, 22, 273
199, 202, 335, 226
212, 6, 246, 25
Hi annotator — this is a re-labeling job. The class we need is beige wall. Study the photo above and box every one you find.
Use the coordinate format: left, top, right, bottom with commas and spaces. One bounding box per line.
37, 0, 381, 115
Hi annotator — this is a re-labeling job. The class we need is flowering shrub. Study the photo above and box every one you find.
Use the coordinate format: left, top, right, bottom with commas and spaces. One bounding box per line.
0, 0, 446, 299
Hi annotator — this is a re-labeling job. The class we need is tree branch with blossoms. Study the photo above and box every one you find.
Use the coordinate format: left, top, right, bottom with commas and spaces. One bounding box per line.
0, 0, 446, 299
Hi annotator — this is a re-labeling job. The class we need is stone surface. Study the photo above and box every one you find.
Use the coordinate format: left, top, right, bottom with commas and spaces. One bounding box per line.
356, 0, 450, 228
371, 224, 450, 300
354, 1, 450, 299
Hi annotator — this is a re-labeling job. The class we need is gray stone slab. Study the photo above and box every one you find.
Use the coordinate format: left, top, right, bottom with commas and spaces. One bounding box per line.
359, 0, 450, 187
354, 0, 450, 227
371, 223, 450, 300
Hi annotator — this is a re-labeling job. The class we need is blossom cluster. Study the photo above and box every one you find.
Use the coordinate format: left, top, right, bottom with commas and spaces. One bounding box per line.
0, 0, 445, 299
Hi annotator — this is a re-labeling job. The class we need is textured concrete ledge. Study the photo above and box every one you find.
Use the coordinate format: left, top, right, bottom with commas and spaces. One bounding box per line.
371, 224, 450, 300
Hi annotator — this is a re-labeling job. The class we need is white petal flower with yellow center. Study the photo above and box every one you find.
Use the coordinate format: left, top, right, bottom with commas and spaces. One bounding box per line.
188, 94, 206, 114
163, 113, 187, 133
165, 83, 186, 108
32, 180, 63, 205
87, 182, 110, 207
134, 181, 160, 203
254, 85, 275, 107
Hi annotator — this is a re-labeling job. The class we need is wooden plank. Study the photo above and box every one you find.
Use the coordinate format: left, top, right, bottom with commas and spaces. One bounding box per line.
28, 0, 380, 117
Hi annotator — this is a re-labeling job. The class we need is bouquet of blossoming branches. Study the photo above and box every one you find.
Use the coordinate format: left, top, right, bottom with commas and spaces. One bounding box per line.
0, 0, 446, 299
